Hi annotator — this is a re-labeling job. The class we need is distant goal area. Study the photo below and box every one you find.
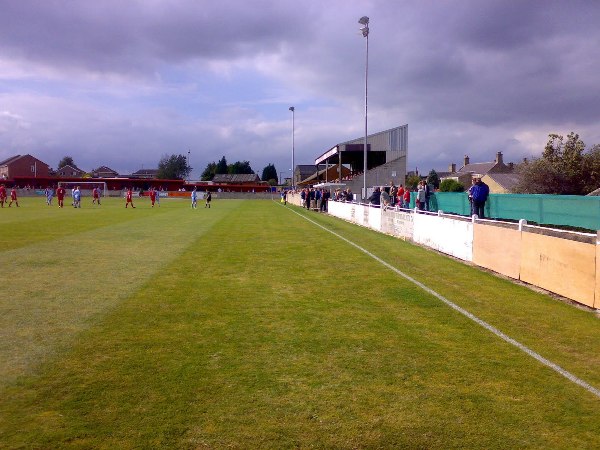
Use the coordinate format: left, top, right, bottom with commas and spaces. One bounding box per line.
57, 181, 108, 196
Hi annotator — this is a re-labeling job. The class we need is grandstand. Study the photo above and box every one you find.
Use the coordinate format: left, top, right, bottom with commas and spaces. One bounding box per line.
311, 124, 408, 197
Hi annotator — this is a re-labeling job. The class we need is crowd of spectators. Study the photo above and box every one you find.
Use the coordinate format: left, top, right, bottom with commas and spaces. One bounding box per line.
288, 175, 490, 220
368, 182, 413, 210
299, 187, 331, 212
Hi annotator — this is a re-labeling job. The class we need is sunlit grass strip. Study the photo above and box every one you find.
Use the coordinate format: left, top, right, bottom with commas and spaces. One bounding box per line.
0, 197, 241, 385
292, 207, 600, 398
0, 200, 599, 448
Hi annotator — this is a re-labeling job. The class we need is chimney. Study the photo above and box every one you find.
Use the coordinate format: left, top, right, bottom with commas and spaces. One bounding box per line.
523, 157, 528, 163
508, 162, 514, 171
449, 163, 456, 173
464, 155, 470, 166
496, 151, 503, 164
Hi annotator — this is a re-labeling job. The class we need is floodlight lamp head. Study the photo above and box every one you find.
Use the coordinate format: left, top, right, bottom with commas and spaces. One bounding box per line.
289, 106, 295, 112
360, 26, 369, 37
358, 16, 369, 25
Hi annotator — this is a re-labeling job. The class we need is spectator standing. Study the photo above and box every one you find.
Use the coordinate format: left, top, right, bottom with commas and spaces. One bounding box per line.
389, 182, 398, 207
403, 187, 411, 208
315, 188, 322, 211
346, 189, 354, 202
471, 177, 490, 218
307, 188, 315, 210
321, 189, 329, 212
368, 187, 381, 206
380, 187, 391, 210
424, 182, 431, 211
397, 185, 405, 208
417, 182, 426, 211
467, 178, 476, 215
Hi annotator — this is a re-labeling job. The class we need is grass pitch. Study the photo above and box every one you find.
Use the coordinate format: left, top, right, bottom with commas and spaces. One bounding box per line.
0, 196, 599, 448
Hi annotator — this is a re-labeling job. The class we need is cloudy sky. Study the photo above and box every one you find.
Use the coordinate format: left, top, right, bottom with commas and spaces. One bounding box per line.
1, 0, 599, 179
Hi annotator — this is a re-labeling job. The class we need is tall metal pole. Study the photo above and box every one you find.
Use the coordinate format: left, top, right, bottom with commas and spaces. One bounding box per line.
289, 106, 295, 190
359, 16, 369, 200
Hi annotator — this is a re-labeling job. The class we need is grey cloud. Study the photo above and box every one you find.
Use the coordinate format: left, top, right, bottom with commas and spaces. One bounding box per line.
357, 1, 600, 131
0, 0, 309, 75
2, 0, 600, 178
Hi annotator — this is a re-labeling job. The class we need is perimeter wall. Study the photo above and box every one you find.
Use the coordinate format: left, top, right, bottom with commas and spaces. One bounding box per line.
290, 194, 599, 309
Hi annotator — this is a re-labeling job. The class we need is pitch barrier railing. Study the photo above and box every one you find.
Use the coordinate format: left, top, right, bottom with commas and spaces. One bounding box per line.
288, 193, 599, 309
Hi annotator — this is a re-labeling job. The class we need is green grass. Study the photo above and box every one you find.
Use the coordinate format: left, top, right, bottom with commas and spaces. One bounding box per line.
0, 197, 599, 448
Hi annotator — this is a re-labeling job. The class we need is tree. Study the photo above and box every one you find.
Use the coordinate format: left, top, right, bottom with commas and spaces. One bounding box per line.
157, 154, 192, 180
261, 163, 278, 183
228, 161, 253, 174
57, 156, 75, 169
512, 158, 563, 194
216, 156, 228, 175
439, 179, 465, 192
201, 162, 217, 181
427, 169, 440, 189
582, 144, 600, 194
513, 132, 589, 194
405, 174, 421, 190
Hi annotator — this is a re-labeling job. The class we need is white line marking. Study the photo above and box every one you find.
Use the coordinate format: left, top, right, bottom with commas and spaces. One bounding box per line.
288, 205, 600, 399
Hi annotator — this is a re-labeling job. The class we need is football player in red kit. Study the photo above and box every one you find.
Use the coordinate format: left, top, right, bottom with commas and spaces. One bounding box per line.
92, 187, 101, 205
56, 186, 66, 208
149, 188, 157, 207
125, 188, 136, 208
8, 186, 19, 207
0, 184, 6, 208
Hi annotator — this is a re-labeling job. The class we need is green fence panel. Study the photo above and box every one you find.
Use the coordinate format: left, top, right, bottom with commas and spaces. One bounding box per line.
429, 193, 600, 230
431, 192, 471, 216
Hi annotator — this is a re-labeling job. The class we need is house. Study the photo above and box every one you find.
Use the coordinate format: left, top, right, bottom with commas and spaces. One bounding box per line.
482, 172, 521, 194
0, 154, 51, 180
130, 169, 159, 179
91, 166, 120, 178
442, 152, 514, 191
297, 165, 352, 186
211, 174, 261, 183
56, 164, 86, 178
294, 165, 318, 186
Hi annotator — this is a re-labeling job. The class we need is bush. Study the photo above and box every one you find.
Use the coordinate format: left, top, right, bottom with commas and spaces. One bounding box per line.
439, 179, 465, 192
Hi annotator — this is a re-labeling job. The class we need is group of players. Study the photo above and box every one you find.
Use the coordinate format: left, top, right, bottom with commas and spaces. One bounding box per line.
0, 184, 214, 209
42, 185, 94, 208
190, 187, 212, 209
42, 185, 149, 209
0, 184, 19, 207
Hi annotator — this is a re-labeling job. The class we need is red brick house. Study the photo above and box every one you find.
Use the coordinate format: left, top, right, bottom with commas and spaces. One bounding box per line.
56, 164, 86, 177
0, 154, 51, 180
130, 169, 159, 179
91, 166, 120, 178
